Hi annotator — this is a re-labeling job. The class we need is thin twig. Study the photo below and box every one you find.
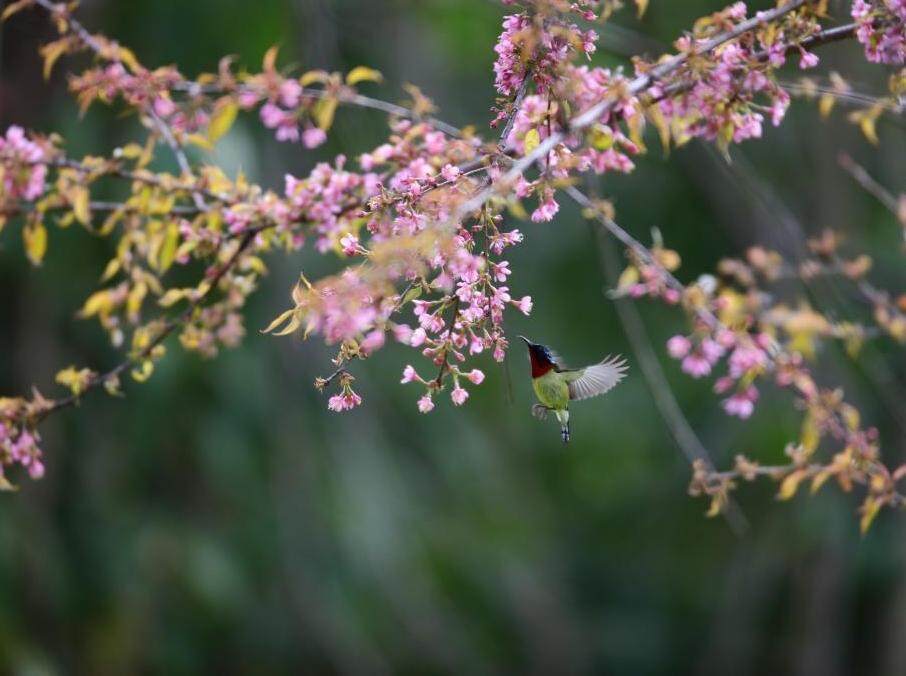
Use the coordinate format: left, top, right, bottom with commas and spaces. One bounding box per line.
839, 152, 902, 216
40, 230, 256, 417
33, 0, 209, 211
592, 216, 749, 536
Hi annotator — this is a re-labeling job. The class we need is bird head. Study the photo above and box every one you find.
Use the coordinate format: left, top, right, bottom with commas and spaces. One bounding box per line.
518, 335, 557, 375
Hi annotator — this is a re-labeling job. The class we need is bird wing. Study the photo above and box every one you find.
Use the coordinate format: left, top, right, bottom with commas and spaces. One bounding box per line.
564, 355, 628, 401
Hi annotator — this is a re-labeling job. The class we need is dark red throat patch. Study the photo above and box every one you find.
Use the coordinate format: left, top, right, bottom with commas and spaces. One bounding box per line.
528, 347, 555, 378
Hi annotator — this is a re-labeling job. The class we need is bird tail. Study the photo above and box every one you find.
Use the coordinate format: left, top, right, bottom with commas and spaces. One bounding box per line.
555, 409, 570, 444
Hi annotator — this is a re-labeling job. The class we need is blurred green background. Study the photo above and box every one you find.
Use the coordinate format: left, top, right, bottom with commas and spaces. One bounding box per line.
1, 0, 905, 673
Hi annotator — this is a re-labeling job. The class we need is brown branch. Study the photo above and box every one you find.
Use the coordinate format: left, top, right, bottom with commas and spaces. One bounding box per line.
838, 153, 903, 216
591, 213, 750, 536
39, 229, 256, 417
33, 0, 208, 210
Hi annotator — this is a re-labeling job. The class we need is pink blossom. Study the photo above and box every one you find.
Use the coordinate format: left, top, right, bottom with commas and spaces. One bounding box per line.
700, 338, 725, 364
681, 353, 712, 378
392, 324, 413, 344
303, 127, 328, 149
491, 261, 511, 282
451, 386, 469, 406
279, 79, 302, 108
28, 460, 45, 480
153, 96, 177, 118
417, 394, 435, 413
339, 234, 359, 256
360, 330, 385, 353
531, 194, 560, 223
667, 335, 692, 359
713, 376, 735, 394
260, 102, 284, 128
410, 328, 427, 347
0, 126, 48, 201
465, 369, 485, 385
799, 51, 819, 69
440, 163, 461, 182
513, 296, 533, 315
722, 386, 759, 419
328, 391, 363, 412
401, 364, 419, 384
728, 344, 768, 378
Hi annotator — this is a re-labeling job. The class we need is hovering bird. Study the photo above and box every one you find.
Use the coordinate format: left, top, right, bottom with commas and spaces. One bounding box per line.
518, 336, 628, 443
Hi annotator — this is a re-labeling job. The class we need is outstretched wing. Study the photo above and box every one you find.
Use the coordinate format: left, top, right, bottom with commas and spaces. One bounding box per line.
564, 355, 628, 401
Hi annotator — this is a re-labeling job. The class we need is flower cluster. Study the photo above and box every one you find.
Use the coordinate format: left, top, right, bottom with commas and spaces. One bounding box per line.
643, 2, 823, 154
852, 0, 906, 64
391, 210, 529, 411
0, 126, 49, 202
491, 4, 598, 123
627, 230, 900, 424
0, 396, 50, 486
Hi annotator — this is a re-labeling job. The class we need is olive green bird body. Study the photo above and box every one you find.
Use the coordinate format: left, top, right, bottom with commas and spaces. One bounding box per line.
518, 336, 628, 443
531, 369, 570, 411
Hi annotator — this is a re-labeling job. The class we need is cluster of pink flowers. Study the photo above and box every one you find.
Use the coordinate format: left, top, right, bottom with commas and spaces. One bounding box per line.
260, 115, 533, 411
0, 126, 49, 201
70, 63, 212, 134
647, 2, 822, 148
667, 330, 773, 420
0, 422, 45, 482
622, 264, 682, 305
852, 0, 906, 64
327, 390, 363, 412
502, 67, 641, 221
242, 79, 328, 148
491, 8, 598, 122
385, 212, 530, 412
401, 362, 486, 411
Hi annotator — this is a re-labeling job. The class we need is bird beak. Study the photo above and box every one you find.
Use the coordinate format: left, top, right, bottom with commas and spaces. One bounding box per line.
517, 335, 532, 346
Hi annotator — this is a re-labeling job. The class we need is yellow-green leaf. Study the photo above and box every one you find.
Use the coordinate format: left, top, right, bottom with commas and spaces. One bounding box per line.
186, 134, 214, 151
635, 0, 649, 18
71, 187, 91, 225
158, 288, 188, 308
1, 0, 34, 22
79, 290, 111, 318
313, 97, 338, 130
345, 66, 383, 86
23, 221, 47, 265
262, 45, 279, 72
100, 258, 121, 282
800, 412, 820, 456
860, 498, 881, 535
523, 128, 541, 155
40, 39, 69, 80
300, 70, 330, 87
777, 469, 807, 501
158, 222, 179, 273
261, 307, 297, 335
55, 366, 95, 396
208, 101, 239, 144
131, 360, 154, 383
127, 281, 148, 319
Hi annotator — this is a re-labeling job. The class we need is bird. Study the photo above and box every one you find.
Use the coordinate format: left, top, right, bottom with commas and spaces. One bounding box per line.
517, 335, 628, 444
